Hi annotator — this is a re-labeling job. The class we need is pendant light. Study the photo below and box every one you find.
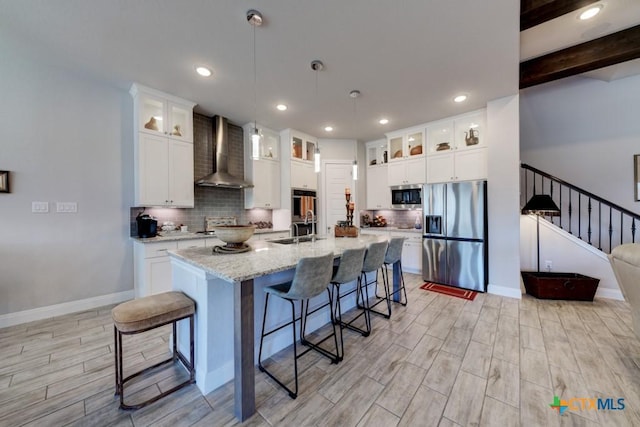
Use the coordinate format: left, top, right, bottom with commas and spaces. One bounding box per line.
247, 9, 263, 160
311, 60, 324, 173
350, 90, 360, 180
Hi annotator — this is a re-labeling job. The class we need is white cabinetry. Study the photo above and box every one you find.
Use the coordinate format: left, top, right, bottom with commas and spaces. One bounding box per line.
425, 109, 487, 184
366, 164, 391, 209
388, 158, 426, 186
290, 160, 316, 190
134, 238, 214, 297
387, 128, 424, 160
281, 129, 318, 190
360, 229, 422, 274
244, 124, 281, 208
131, 84, 196, 207
386, 127, 425, 186
390, 232, 422, 274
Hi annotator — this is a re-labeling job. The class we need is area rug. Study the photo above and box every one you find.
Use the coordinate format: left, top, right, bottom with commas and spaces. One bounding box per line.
420, 282, 478, 301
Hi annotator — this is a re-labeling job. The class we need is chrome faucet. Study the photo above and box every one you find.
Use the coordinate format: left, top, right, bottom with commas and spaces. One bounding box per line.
304, 210, 316, 241
290, 223, 299, 243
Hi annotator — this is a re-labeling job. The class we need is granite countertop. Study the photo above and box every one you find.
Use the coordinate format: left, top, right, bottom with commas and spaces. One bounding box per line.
168, 234, 388, 283
131, 228, 289, 243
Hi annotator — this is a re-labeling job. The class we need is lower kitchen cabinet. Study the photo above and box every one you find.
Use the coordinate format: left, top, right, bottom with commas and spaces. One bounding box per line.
134, 238, 207, 297
360, 229, 422, 274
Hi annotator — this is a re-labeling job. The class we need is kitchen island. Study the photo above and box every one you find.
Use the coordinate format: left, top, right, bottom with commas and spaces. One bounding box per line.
168, 234, 390, 421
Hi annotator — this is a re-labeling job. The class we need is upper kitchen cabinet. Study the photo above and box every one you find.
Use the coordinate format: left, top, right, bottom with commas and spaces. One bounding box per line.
244, 124, 281, 209
130, 83, 196, 207
387, 127, 424, 161
366, 139, 389, 167
386, 126, 425, 186
425, 109, 486, 154
130, 83, 195, 143
281, 129, 318, 190
425, 109, 487, 184
287, 130, 317, 162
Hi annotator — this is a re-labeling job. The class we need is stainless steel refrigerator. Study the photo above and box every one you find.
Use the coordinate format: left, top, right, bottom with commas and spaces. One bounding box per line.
422, 180, 488, 292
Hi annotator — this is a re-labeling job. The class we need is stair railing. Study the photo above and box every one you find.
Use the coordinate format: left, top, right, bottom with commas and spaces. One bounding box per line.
521, 163, 640, 253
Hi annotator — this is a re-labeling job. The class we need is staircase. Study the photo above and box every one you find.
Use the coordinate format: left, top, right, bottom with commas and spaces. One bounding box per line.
520, 163, 640, 254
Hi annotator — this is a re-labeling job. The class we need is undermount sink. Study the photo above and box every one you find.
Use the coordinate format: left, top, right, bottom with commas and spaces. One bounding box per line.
269, 236, 326, 245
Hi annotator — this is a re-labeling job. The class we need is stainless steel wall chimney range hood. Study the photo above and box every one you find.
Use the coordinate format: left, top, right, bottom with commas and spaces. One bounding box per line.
196, 116, 254, 189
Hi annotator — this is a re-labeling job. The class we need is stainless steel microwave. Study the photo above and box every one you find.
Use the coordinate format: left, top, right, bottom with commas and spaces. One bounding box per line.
390, 185, 422, 209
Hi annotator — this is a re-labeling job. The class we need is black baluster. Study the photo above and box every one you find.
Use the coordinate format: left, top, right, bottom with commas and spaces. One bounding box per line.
525, 169, 528, 205
550, 181, 554, 225
598, 203, 602, 250
578, 195, 582, 240
568, 189, 573, 235
621, 211, 624, 246
609, 207, 613, 253
587, 197, 592, 245
559, 185, 563, 230
632, 218, 636, 244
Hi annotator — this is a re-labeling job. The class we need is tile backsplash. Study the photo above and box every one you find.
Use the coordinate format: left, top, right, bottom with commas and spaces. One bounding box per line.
130, 113, 273, 235
359, 209, 423, 229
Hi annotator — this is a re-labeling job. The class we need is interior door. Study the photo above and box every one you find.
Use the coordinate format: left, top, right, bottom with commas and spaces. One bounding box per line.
323, 162, 355, 236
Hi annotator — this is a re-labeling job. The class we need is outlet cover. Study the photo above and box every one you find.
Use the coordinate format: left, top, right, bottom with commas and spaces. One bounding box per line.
56, 202, 78, 213
32, 201, 49, 213
545, 260, 553, 270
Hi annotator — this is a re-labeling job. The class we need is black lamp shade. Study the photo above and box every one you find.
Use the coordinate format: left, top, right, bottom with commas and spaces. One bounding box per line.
522, 194, 560, 216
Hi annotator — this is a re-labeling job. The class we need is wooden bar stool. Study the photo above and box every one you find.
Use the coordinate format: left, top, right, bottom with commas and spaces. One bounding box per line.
112, 291, 195, 410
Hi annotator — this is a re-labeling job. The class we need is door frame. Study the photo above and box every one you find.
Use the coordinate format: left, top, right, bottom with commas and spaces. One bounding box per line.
320, 159, 357, 236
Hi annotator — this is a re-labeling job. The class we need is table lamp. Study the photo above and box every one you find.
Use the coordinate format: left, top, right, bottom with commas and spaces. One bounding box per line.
522, 194, 560, 272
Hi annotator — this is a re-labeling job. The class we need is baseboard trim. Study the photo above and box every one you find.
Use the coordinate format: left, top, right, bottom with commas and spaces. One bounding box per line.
0, 290, 135, 329
595, 287, 625, 301
487, 284, 522, 299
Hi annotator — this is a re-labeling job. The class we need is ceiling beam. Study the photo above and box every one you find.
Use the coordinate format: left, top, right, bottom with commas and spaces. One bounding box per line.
521, 0, 597, 31
520, 25, 640, 89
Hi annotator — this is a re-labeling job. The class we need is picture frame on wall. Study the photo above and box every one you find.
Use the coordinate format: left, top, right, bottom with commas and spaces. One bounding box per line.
635, 155, 640, 201
0, 171, 8, 193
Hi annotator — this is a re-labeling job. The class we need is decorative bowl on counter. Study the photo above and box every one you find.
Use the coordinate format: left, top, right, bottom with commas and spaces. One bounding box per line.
213, 225, 256, 247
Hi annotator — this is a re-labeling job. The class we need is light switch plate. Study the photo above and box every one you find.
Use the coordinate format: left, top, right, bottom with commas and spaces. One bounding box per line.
32, 201, 49, 213
56, 202, 78, 213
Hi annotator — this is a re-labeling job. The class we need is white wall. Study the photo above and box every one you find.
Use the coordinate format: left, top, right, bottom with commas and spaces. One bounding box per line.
0, 35, 134, 319
520, 74, 640, 213
520, 215, 622, 300
487, 95, 521, 298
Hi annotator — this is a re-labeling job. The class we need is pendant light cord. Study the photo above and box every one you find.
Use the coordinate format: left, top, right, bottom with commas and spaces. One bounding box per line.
253, 23, 257, 132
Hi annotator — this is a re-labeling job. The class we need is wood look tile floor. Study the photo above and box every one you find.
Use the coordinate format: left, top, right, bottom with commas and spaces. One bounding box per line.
1, 273, 640, 426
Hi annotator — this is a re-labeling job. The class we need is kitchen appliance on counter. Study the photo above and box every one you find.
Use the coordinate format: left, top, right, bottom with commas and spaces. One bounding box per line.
422, 181, 487, 292
291, 189, 317, 236
391, 185, 422, 209
136, 212, 158, 238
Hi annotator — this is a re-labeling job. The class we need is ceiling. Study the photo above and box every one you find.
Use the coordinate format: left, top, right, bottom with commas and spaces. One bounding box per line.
520, 0, 640, 82
0, 0, 520, 142
2, 1, 637, 142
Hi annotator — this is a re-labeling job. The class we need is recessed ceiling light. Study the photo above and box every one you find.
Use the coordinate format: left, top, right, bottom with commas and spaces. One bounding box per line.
379, 118, 389, 125
454, 94, 467, 103
324, 126, 333, 132
276, 104, 287, 111
579, 5, 603, 20
195, 66, 212, 77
